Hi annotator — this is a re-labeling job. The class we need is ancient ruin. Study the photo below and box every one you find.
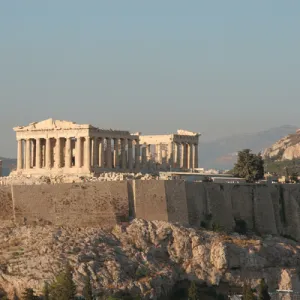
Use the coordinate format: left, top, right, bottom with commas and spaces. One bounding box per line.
12, 118, 200, 176
140, 129, 200, 171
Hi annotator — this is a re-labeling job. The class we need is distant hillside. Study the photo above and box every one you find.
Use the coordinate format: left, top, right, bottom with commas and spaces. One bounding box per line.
263, 129, 300, 161
200, 125, 299, 169
0, 157, 16, 176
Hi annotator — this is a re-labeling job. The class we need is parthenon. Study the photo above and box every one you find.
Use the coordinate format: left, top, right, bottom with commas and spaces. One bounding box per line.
13, 119, 200, 175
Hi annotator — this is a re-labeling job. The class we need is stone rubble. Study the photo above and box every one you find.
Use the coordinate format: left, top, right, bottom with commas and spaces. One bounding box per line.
0, 172, 158, 185
0, 219, 299, 299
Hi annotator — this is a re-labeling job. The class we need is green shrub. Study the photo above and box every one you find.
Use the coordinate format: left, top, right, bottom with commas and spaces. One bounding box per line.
234, 219, 248, 235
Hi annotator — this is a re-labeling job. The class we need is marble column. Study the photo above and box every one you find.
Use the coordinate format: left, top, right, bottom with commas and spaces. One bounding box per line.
76, 137, 82, 168
128, 139, 133, 170
65, 137, 72, 168
55, 138, 61, 168
45, 138, 51, 169
167, 142, 173, 167
135, 140, 140, 171
179, 143, 184, 168
141, 147, 147, 167
25, 139, 31, 169
31, 140, 36, 168
121, 138, 127, 169
93, 137, 98, 167
156, 144, 162, 164
106, 138, 112, 168
99, 138, 104, 167
146, 144, 151, 162
17, 139, 23, 169
173, 143, 178, 168
184, 143, 189, 169
113, 138, 119, 168
84, 137, 91, 168
189, 143, 194, 170
194, 143, 198, 169
36, 138, 41, 169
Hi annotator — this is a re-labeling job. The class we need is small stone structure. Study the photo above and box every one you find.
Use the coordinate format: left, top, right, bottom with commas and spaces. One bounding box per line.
12, 119, 200, 176
139, 129, 200, 171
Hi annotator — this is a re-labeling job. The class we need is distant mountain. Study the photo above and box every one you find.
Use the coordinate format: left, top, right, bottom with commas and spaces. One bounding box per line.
0, 157, 16, 176
199, 125, 299, 170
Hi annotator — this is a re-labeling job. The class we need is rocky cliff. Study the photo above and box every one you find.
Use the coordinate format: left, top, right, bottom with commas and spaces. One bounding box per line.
263, 129, 300, 160
0, 219, 300, 299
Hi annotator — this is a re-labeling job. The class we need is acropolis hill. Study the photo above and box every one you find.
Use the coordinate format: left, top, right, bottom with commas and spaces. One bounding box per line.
1, 120, 300, 298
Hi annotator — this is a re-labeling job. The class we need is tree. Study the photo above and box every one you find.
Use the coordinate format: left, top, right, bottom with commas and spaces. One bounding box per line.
290, 172, 299, 183
49, 263, 76, 300
232, 149, 264, 182
43, 282, 50, 300
22, 288, 38, 300
82, 268, 93, 300
188, 281, 199, 300
258, 278, 270, 300
243, 283, 255, 300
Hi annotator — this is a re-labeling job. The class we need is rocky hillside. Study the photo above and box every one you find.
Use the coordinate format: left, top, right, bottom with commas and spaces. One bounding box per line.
200, 125, 298, 169
0, 219, 299, 299
263, 129, 300, 161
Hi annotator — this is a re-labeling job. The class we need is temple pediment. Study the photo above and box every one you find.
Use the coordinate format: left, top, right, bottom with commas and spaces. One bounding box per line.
13, 118, 92, 131
177, 129, 201, 136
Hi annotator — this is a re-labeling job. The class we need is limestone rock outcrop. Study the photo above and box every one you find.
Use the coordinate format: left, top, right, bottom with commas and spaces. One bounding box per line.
0, 220, 300, 299
263, 130, 300, 160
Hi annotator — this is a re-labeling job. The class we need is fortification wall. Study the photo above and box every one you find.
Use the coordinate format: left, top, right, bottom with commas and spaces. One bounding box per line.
133, 180, 168, 222
164, 180, 189, 225
3, 180, 300, 241
281, 184, 300, 240
253, 185, 278, 235
230, 185, 254, 230
13, 181, 129, 227
0, 186, 13, 222
185, 182, 207, 227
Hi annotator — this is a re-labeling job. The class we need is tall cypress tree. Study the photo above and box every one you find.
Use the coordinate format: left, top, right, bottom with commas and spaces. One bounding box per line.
258, 278, 270, 300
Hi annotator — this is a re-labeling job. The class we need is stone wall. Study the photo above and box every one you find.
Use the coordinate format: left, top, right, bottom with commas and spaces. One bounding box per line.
3, 181, 300, 241
13, 181, 129, 228
0, 186, 13, 222
133, 180, 169, 222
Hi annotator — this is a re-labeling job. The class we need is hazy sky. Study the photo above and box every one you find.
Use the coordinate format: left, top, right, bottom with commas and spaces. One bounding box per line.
1, 1, 300, 157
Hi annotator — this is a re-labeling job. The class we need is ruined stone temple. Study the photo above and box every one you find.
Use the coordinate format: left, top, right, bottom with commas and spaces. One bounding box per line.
13, 119, 200, 176
139, 130, 200, 171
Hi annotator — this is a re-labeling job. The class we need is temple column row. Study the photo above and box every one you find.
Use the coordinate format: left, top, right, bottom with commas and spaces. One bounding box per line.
89, 137, 140, 171
139, 141, 198, 170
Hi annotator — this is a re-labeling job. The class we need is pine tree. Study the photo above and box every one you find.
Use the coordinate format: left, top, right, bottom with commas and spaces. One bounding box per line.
188, 281, 199, 300
232, 149, 264, 182
43, 282, 50, 300
22, 288, 38, 300
258, 278, 270, 300
82, 268, 93, 300
49, 263, 76, 300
